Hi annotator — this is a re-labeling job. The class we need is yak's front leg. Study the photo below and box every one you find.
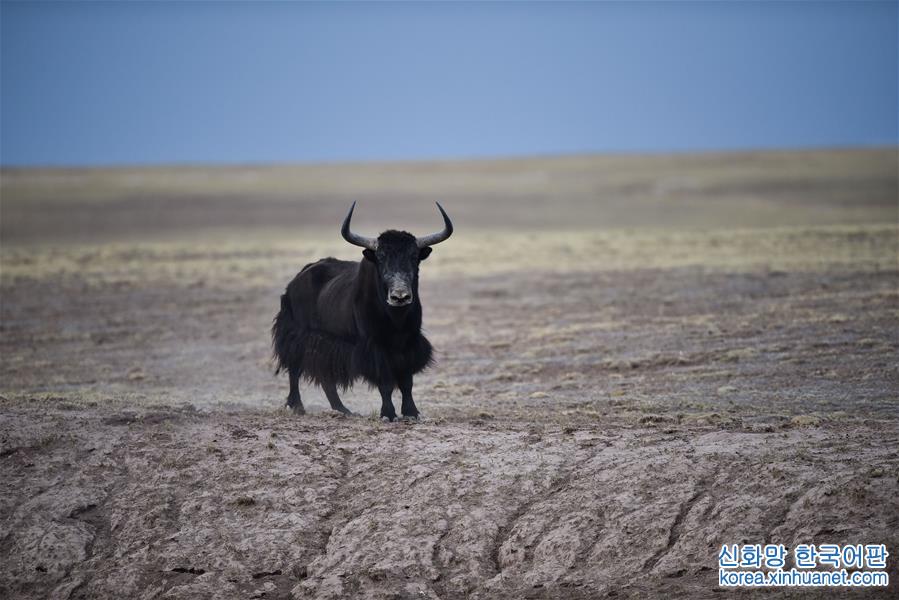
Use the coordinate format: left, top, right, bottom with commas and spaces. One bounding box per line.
378, 380, 398, 422
398, 373, 419, 419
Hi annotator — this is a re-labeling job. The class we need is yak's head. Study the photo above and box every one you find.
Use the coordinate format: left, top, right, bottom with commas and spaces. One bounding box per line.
341, 202, 453, 308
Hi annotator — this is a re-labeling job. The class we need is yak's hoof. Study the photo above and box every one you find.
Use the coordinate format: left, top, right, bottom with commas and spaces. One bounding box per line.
380, 415, 398, 423
289, 404, 305, 416
401, 414, 420, 422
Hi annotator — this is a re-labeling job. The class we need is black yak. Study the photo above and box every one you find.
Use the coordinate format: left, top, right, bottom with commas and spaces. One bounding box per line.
272, 202, 453, 420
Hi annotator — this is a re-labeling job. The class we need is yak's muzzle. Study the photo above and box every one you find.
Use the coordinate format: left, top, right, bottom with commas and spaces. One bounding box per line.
387, 288, 413, 307
386, 275, 413, 307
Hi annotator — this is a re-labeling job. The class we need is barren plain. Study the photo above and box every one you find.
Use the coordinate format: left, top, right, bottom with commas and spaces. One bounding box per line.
1, 149, 898, 598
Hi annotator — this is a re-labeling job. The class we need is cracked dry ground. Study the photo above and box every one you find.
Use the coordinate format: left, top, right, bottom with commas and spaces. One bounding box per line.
2, 225, 899, 599
1, 405, 898, 599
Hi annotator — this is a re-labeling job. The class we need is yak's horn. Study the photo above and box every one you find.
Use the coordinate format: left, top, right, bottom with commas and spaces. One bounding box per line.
416, 202, 454, 248
341, 202, 378, 250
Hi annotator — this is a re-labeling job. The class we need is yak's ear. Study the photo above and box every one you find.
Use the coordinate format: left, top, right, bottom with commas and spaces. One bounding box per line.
363, 249, 377, 263
418, 247, 433, 261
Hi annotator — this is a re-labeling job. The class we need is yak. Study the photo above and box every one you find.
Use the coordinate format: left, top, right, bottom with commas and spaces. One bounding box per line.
271, 202, 453, 421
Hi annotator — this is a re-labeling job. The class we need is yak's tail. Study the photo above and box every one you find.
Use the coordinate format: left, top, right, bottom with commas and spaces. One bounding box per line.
271, 293, 297, 375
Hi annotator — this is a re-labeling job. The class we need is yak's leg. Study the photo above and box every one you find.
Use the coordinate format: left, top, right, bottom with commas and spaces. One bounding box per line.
398, 373, 419, 419
286, 366, 305, 415
379, 380, 398, 422
322, 381, 355, 416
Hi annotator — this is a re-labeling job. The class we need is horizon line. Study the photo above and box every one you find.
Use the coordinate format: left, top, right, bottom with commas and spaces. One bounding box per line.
1, 142, 896, 171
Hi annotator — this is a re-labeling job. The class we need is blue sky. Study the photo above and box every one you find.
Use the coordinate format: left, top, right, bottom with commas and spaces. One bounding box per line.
1, 1, 896, 166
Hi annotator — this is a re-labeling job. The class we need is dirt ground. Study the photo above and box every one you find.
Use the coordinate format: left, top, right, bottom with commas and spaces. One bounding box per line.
1, 149, 898, 598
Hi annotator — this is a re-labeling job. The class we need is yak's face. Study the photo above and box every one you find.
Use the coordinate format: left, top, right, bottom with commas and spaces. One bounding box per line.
363, 231, 432, 308
342, 202, 451, 308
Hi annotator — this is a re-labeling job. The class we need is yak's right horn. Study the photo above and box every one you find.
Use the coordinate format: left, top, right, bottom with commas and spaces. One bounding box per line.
341, 202, 378, 250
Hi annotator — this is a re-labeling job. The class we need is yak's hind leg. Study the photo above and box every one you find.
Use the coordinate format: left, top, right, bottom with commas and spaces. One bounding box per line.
287, 366, 305, 415
273, 291, 306, 415
322, 380, 356, 416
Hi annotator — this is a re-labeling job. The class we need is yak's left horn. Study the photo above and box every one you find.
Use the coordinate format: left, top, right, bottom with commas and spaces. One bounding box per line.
416, 202, 454, 248
341, 202, 378, 250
